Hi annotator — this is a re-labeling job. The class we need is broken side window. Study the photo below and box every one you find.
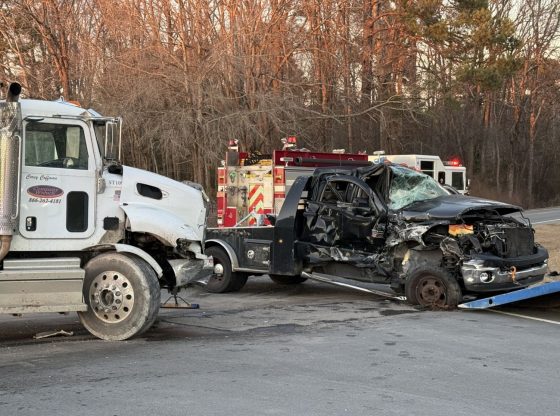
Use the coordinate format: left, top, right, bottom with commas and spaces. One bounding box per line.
320, 180, 350, 205
388, 166, 448, 210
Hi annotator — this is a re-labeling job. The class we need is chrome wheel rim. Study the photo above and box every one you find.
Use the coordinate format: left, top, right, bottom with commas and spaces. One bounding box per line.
213, 263, 224, 276
89, 271, 134, 323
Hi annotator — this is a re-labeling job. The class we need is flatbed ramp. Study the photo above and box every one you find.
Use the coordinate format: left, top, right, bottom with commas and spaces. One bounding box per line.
459, 281, 560, 309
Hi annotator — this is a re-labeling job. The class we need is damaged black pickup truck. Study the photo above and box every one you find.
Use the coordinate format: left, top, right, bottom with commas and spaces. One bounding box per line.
204, 163, 548, 307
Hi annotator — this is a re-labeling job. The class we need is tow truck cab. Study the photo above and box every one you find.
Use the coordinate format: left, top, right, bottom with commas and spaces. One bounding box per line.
0, 84, 211, 340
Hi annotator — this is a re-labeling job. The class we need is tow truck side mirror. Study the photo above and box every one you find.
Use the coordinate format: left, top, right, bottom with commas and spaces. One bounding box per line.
104, 120, 121, 161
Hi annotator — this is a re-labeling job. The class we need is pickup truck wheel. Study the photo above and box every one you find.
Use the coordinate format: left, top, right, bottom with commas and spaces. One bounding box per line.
78, 253, 161, 341
405, 267, 462, 308
269, 275, 308, 285
205, 246, 248, 293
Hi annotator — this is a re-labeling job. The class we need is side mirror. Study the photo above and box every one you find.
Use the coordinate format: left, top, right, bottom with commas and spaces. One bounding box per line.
104, 119, 122, 161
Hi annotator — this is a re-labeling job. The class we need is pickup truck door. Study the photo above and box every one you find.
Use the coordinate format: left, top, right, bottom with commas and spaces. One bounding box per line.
301, 175, 384, 251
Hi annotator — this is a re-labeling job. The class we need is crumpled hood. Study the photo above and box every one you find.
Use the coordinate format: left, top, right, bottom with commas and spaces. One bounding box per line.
119, 165, 207, 244
398, 195, 521, 221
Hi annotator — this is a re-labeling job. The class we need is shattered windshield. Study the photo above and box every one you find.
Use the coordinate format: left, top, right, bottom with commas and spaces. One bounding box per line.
388, 165, 448, 210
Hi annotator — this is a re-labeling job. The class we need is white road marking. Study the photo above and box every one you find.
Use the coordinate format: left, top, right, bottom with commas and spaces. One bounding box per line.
527, 207, 560, 213
532, 219, 560, 224
489, 309, 560, 325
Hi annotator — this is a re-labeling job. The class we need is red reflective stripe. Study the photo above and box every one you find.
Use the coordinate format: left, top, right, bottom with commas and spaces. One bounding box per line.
274, 192, 286, 199
248, 184, 259, 200
249, 192, 264, 212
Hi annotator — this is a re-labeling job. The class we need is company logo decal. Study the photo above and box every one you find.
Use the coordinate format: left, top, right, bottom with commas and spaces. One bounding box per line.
27, 185, 64, 199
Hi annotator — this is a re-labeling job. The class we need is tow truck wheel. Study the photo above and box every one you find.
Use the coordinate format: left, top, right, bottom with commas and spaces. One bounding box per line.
78, 253, 161, 341
269, 275, 308, 285
205, 246, 248, 293
405, 267, 462, 308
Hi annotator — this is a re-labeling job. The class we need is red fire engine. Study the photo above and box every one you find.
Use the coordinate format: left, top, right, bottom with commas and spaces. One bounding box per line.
216, 137, 369, 226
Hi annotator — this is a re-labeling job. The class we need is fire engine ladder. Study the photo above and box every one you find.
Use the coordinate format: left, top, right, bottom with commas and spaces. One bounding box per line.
458, 280, 560, 309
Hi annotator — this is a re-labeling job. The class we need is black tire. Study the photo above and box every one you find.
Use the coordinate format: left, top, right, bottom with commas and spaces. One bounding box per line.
229, 272, 249, 292
78, 253, 161, 341
405, 266, 462, 308
205, 246, 248, 293
269, 274, 308, 285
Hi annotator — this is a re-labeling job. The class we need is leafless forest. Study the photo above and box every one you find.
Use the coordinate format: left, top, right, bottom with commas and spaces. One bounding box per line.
1, 0, 559, 207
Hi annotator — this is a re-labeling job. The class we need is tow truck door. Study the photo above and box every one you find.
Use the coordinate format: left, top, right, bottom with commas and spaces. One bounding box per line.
19, 118, 96, 239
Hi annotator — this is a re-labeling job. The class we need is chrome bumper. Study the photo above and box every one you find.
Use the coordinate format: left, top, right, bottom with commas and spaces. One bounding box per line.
461, 260, 548, 292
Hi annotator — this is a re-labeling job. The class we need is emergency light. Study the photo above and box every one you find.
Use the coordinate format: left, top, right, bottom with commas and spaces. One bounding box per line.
444, 158, 462, 167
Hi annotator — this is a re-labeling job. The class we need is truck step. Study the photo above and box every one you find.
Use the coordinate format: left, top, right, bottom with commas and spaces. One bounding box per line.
0, 257, 87, 314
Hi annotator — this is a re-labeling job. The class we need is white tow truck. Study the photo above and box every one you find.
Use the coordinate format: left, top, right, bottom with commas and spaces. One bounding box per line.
0, 83, 211, 340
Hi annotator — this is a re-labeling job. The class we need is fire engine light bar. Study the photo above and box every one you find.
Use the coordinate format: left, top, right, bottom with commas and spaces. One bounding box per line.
287, 136, 297, 144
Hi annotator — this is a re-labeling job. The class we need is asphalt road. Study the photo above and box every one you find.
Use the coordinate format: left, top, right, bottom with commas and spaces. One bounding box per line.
1, 279, 559, 416
516, 206, 560, 224
0, 206, 559, 415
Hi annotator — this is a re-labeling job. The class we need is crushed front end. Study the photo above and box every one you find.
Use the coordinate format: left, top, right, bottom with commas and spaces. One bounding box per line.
455, 219, 548, 291
424, 208, 548, 293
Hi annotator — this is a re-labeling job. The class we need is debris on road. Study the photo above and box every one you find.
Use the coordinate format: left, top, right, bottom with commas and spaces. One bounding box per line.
33, 330, 74, 340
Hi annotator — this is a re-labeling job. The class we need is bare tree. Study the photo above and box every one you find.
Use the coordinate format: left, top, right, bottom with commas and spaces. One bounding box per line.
0, 0, 559, 206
